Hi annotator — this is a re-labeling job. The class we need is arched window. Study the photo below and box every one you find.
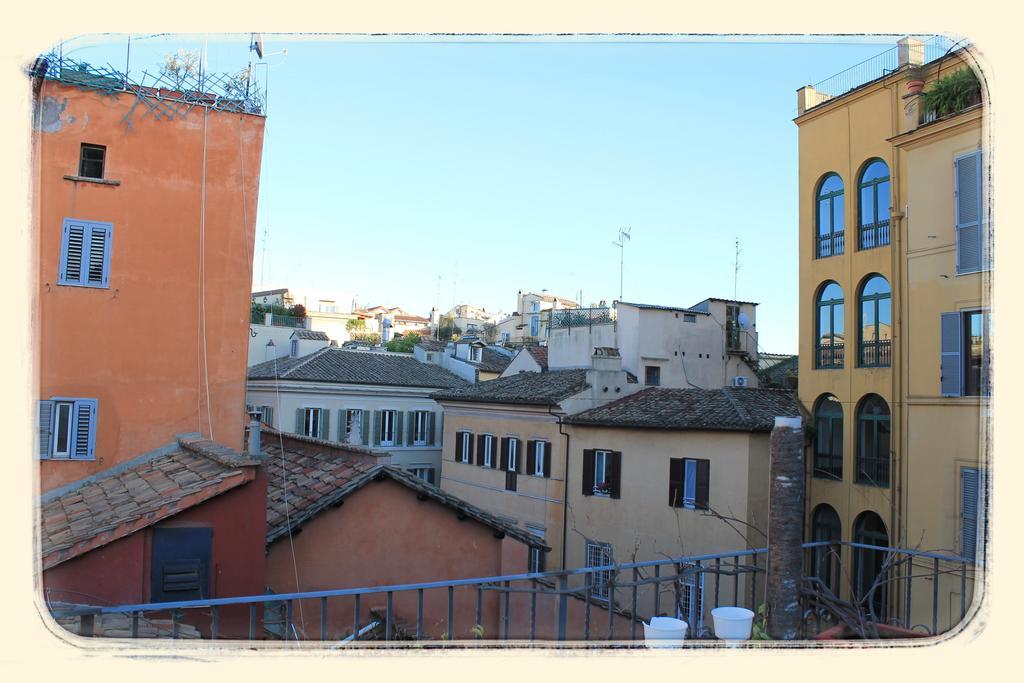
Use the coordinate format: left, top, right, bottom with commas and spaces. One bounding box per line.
815, 282, 844, 369
858, 275, 892, 368
853, 511, 889, 619
816, 173, 845, 258
813, 395, 843, 479
858, 159, 891, 249
811, 504, 842, 593
856, 395, 890, 487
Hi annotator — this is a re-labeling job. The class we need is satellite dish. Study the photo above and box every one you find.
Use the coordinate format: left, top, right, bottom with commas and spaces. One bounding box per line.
737, 312, 750, 330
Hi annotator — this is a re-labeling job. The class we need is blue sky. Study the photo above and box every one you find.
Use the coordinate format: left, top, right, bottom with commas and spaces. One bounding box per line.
58, 34, 914, 353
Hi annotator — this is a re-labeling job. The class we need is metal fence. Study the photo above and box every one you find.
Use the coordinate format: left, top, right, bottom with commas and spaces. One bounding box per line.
859, 338, 892, 368
549, 307, 614, 331
816, 231, 845, 258
859, 220, 891, 250
50, 543, 977, 644
32, 51, 265, 118
815, 342, 845, 369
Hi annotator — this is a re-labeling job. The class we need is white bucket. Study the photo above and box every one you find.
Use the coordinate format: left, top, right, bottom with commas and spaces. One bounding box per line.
711, 607, 755, 641
642, 616, 688, 647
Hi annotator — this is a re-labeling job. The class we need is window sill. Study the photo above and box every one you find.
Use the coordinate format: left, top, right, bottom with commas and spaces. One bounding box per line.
63, 175, 121, 186
592, 491, 612, 498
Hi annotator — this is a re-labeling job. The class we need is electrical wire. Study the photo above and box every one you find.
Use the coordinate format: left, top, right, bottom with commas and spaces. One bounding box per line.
273, 353, 307, 636
200, 106, 214, 441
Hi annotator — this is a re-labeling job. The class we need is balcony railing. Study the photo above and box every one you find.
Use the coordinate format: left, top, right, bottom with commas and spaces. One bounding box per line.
859, 220, 891, 250
815, 342, 845, 369
813, 453, 843, 481
859, 339, 892, 368
549, 307, 614, 332
816, 231, 845, 258
50, 543, 977, 643
856, 455, 891, 488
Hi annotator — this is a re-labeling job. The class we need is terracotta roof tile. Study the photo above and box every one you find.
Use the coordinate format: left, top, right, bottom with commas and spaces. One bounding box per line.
39, 439, 258, 569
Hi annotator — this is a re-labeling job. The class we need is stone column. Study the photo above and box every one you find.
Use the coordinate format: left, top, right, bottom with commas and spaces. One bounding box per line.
765, 416, 805, 640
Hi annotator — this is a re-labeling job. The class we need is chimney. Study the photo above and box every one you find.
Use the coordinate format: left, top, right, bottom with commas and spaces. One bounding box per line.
796, 85, 832, 116
898, 36, 925, 68
765, 416, 805, 640
265, 339, 276, 362
247, 409, 263, 457
591, 346, 622, 372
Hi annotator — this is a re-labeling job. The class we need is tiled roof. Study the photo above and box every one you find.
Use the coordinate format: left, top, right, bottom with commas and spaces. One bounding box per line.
565, 387, 802, 432
432, 369, 589, 406
39, 438, 260, 570
616, 301, 710, 315
417, 338, 449, 352
695, 297, 760, 307
248, 348, 468, 389
263, 440, 546, 549
526, 346, 548, 370
291, 329, 330, 341
471, 348, 514, 373
395, 314, 430, 323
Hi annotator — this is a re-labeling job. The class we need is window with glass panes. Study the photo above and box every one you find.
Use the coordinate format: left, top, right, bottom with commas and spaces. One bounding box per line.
856, 395, 890, 487
816, 173, 845, 258
858, 159, 891, 249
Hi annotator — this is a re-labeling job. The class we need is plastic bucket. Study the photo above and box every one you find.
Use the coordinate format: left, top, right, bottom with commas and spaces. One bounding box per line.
711, 607, 755, 641
642, 617, 688, 647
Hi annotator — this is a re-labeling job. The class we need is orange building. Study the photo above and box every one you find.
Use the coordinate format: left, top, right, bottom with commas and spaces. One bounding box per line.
33, 50, 269, 627
34, 57, 266, 492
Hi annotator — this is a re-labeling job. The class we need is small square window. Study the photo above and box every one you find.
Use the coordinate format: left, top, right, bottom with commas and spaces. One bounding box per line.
79, 144, 106, 179
645, 365, 661, 386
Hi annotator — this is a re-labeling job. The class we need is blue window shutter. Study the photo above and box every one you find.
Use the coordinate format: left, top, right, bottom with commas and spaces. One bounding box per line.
59, 220, 86, 285
319, 409, 329, 440
940, 313, 962, 397
86, 223, 113, 287
38, 400, 55, 459
295, 408, 304, 433
71, 399, 98, 460
955, 151, 982, 274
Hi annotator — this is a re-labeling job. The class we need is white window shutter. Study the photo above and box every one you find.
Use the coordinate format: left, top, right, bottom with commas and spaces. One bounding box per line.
955, 151, 982, 274
961, 468, 979, 562
38, 400, 55, 459
940, 313, 962, 397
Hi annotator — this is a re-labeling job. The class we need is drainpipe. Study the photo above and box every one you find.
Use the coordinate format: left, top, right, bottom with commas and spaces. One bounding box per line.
551, 405, 571, 572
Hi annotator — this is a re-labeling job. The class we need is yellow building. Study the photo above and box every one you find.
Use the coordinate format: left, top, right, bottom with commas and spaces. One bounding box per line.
795, 36, 988, 633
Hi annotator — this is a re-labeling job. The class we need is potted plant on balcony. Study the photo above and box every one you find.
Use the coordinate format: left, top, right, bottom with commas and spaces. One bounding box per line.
594, 481, 612, 496
920, 68, 982, 119
904, 65, 926, 95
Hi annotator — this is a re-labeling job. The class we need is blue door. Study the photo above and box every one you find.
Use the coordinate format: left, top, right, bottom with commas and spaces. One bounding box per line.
150, 527, 212, 602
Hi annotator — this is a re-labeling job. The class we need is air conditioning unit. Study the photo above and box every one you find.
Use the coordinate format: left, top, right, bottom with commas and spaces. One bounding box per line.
731, 376, 749, 388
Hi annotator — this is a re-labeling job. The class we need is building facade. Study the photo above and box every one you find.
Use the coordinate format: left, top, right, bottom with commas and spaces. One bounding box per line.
247, 347, 468, 483
795, 36, 988, 631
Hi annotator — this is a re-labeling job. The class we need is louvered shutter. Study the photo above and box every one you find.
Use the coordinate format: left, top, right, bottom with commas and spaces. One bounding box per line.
500, 438, 510, 471
361, 411, 370, 445
526, 440, 537, 476
372, 411, 381, 446
428, 412, 436, 445
608, 451, 622, 499
406, 411, 416, 445
59, 221, 86, 284
513, 439, 523, 473
86, 223, 112, 287
395, 412, 404, 445
295, 408, 304, 434
71, 399, 97, 460
955, 151, 983, 274
961, 467, 979, 562
695, 459, 711, 510
542, 443, 551, 478
265, 406, 274, 427
669, 458, 684, 507
319, 409, 330, 440
940, 313, 963, 397
38, 400, 54, 459
582, 450, 596, 496
476, 434, 486, 465
455, 432, 464, 462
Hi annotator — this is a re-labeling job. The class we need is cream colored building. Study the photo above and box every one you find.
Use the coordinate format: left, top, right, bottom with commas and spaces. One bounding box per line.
795, 36, 987, 633
496, 290, 580, 343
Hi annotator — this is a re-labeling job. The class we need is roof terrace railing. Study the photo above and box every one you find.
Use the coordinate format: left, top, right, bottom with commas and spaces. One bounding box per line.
50, 542, 978, 644
810, 35, 966, 102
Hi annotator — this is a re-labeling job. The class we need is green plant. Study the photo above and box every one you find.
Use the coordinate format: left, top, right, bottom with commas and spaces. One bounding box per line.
385, 333, 418, 353
349, 332, 381, 345
919, 68, 981, 119
346, 318, 367, 332
471, 623, 485, 638
750, 603, 771, 640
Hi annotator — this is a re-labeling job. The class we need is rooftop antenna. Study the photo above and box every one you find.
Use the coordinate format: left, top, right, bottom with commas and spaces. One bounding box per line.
259, 221, 270, 286
612, 227, 631, 300
733, 236, 742, 304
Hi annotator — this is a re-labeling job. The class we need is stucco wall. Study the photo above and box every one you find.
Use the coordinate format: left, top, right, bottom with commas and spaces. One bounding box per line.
264, 477, 529, 640
37, 82, 265, 491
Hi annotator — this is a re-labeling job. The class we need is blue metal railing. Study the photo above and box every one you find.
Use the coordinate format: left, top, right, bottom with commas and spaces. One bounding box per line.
51, 542, 978, 643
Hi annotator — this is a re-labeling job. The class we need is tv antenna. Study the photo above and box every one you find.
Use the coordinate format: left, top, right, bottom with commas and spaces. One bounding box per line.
612, 227, 631, 300
733, 236, 742, 304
